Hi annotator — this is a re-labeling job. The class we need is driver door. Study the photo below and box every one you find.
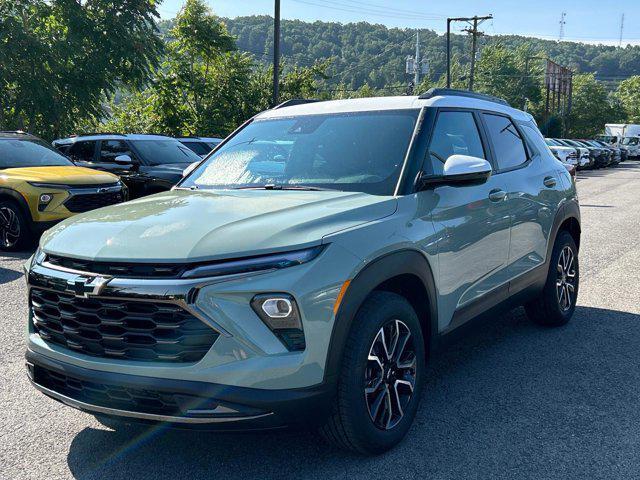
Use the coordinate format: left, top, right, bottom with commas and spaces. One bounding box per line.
95, 140, 144, 196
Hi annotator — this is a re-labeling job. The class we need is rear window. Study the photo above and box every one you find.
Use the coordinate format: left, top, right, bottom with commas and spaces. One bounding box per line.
483, 114, 528, 170
132, 139, 201, 165
0, 139, 72, 169
181, 141, 212, 156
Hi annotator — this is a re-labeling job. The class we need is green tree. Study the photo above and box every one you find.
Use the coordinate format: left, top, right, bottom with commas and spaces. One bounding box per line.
105, 1, 328, 136
0, 0, 162, 139
566, 74, 621, 138
616, 76, 640, 123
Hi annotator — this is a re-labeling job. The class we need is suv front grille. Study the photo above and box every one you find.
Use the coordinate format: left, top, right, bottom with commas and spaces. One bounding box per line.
46, 255, 185, 278
30, 288, 218, 363
64, 190, 123, 213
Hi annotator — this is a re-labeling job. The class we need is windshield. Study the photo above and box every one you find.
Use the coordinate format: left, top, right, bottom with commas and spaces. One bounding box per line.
545, 139, 561, 146
0, 138, 73, 169
597, 135, 616, 143
622, 137, 639, 145
181, 141, 213, 156
132, 139, 201, 165
180, 110, 419, 195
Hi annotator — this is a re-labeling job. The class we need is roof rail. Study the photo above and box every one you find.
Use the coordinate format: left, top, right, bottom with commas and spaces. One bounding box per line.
272, 99, 322, 109
0, 130, 29, 135
418, 88, 511, 107
68, 132, 125, 138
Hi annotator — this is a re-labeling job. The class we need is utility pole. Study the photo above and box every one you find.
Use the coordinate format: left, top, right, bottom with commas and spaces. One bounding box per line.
619, 13, 625, 47
415, 31, 420, 87
558, 12, 566, 41
446, 15, 492, 90
272, 0, 281, 106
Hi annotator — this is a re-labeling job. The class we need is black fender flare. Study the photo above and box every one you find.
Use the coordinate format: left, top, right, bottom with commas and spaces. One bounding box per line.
323, 249, 438, 383
0, 187, 33, 222
545, 198, 581, 265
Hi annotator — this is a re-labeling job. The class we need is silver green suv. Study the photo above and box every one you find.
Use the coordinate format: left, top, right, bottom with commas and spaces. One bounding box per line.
25, 89, 580, 454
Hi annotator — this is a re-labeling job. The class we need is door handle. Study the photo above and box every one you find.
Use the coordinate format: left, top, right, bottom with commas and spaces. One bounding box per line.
543, 176, 557, 188
488, 189, 506, 202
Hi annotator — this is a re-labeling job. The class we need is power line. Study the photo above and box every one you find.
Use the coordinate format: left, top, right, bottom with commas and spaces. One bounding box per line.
290, 0, 444, 22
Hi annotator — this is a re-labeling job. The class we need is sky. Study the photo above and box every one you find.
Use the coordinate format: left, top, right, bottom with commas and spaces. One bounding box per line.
159, 0, 640, 46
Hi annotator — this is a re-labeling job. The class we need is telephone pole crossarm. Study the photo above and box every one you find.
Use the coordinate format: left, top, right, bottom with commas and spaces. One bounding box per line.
446, 15, 493, 90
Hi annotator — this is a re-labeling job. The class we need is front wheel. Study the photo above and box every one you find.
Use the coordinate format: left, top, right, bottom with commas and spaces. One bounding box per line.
0, 200, 30, 251
525, 231, 579, 326
319, 291, 425, 454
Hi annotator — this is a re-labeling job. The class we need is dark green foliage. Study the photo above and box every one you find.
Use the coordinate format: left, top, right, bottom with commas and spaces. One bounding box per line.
0, 0, 162, 140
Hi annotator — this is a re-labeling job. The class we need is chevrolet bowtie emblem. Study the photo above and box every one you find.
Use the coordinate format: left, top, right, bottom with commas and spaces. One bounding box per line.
67, 275, 111, 298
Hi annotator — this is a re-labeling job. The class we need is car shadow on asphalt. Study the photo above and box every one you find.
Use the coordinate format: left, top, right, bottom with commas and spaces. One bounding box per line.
65, 305, 640, 480
0, 251, 30, 285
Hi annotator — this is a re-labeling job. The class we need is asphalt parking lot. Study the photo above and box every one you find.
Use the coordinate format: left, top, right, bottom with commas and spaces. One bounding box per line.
2, 163, 640, 480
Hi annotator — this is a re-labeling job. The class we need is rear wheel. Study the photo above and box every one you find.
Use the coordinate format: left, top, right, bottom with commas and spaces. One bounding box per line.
0, 200, 30, 251
525, 231, 579, 326
319, 291, 425, 454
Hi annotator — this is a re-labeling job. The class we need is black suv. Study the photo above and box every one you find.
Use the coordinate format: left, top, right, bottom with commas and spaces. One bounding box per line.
52, 134, 202, 198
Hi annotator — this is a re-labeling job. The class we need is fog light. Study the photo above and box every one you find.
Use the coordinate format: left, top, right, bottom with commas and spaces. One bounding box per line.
261, 298, 293, 318
251, 294, 305, 351
38, 193, 54, 211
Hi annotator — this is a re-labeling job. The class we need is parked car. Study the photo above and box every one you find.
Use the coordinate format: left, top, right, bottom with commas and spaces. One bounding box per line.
26, 90, 580, 455
583, 140, 619, 165
557, 139, 608, 168
544, 138, 580, 168
0, 131, 124, 250
592, 139, 623, 163
547, 139, 591, 169
177, 136, 223, 157
52, 134, 202, 198
621, 136, 640, 159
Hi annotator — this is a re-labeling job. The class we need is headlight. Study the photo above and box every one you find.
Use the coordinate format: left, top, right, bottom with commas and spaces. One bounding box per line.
33, 246, 46, 266
27, 182, 68, 189
251, 293, 305, 351
180, 245, 325, 279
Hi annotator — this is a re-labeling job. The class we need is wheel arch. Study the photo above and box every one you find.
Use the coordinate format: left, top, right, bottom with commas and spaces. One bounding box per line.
324, 249, 438, 384
547, 199, 581, 263
0, 187, 32, 221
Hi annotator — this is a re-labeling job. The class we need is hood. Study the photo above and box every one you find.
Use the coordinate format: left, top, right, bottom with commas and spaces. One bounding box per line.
41, 189, 397, 262
548, 146, 574, 153
1, 166, 118, 185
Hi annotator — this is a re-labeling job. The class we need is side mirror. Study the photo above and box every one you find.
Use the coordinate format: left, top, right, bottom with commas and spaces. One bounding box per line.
183, 161, 200, 177
418, 155, 492, 189
114, 154, 133, 166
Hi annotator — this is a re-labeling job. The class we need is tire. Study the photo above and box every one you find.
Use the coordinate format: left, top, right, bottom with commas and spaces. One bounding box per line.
319, 291, 425, 455
0, 200, 31, 251
525, 231, 579, 327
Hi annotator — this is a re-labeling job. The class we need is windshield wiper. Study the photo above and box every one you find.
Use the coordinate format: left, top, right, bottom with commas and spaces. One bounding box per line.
234, 184, 334, 191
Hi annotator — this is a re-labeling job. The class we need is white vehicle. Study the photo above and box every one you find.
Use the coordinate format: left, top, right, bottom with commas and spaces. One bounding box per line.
621, 136, 640, 159
605, 124, 640, 139
544, 139, 579, 167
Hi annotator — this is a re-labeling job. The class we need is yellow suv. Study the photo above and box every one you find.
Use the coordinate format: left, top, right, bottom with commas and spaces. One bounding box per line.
0, 132, 126, 250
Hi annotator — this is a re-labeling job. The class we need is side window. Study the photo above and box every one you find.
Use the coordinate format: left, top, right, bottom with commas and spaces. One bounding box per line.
426, 111, 485, 176
99, 140, 134, 163
520, 124, 549, 158
68, 141, 96, 162
483, 114, 528, 170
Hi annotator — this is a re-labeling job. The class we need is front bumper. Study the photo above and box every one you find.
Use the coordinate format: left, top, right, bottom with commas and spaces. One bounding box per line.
26, 349, 334, 430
